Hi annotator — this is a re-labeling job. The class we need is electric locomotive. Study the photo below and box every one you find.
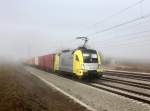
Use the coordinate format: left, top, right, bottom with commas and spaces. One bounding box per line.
54, 37, 103, 78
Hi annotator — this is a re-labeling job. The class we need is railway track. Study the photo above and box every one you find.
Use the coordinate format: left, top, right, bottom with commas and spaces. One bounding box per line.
56, 71, 150, 104
90, 79, 150, 104
105, 70, 150, 82
89, 70, 150, 104
28, 67, 150, 105
101, 76, 150, 89
89, 82, 150, 104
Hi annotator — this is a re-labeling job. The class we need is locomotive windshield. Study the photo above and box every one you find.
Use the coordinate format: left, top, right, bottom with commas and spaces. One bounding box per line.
82, 49, 98, 63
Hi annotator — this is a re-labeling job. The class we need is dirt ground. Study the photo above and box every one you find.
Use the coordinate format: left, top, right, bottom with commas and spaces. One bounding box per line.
0, 62, 88, 111
104, 63, 150, 73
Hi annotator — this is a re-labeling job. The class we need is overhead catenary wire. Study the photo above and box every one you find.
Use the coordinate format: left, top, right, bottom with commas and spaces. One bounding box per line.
90, 24, 150, 48
94, 28, 150, 44
71, 0, 150, 51
98, 34, 150, 49
95, 28, 150, 48
86, 13, 150, 37
88, 0, 145, 27
90, 16, 150, 48
101, 39, 150, 49
91, 16, 150, 42
74, 0, 150, 58
73, 0, 145, 37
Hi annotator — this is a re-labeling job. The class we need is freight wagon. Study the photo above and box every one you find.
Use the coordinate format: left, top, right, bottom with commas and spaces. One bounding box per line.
38, 54, 55, 71
26, 57, 38, 67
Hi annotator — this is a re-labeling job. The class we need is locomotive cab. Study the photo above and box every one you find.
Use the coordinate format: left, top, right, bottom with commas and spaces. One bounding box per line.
73, 47, 103, 78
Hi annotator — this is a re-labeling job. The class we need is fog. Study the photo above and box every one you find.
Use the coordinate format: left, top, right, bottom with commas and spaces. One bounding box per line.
0, 0, 150, 62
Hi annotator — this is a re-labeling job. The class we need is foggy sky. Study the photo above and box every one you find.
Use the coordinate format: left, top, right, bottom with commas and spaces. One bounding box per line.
0, 0, 150, 62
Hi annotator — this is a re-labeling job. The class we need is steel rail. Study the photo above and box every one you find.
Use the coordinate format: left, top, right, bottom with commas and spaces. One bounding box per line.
101, 77, 150, 89
104, 71, 150, 82
89, 83, 150, 104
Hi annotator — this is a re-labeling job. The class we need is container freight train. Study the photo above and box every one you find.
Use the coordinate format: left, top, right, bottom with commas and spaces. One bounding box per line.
27, 47, 103, 79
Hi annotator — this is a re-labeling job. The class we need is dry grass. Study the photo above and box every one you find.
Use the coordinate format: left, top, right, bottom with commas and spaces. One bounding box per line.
0, 63, 88, 111
104, 63, 150, 73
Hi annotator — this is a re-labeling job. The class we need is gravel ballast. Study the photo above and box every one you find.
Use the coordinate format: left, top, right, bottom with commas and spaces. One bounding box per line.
26, 66, 150, 111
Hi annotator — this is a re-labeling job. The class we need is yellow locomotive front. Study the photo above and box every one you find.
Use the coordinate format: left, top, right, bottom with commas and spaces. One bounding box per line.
73, 47, 103, 78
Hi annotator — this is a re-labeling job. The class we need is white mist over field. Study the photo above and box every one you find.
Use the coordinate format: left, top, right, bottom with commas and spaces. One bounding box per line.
0, 0, 150, 62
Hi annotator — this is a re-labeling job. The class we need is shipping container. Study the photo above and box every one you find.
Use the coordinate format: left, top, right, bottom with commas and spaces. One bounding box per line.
39, 54, 55, 71
44, 54, 55, 71
34, 56, 39, 66
39, 56, 44, 69
31, 57, 35, 66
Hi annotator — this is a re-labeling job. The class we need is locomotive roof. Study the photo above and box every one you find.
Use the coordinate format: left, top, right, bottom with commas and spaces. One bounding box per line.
61, 47, 97, 54
77, 47, 97, 53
